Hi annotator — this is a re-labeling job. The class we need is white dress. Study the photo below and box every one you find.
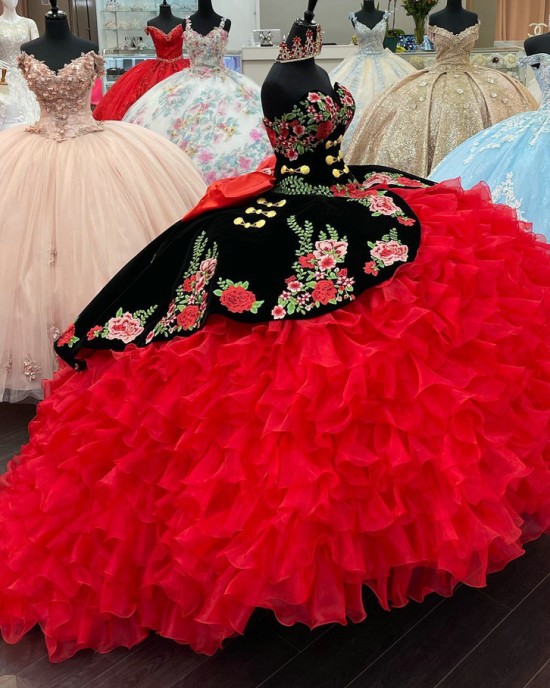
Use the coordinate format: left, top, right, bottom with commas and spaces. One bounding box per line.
0, 15, 39, 130
329, 11, 416, 152
124, 17, 272, 184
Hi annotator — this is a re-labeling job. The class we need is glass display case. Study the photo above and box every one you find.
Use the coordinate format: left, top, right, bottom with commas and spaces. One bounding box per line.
102, 53, 242, 91
98, 0, 198, 53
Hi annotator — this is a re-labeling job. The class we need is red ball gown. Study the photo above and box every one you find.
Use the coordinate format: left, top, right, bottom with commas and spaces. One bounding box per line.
93, 24, 190, 122
0, 83, 549, 662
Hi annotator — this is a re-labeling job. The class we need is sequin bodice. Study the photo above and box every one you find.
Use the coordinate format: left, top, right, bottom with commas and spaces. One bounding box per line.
522, 53, 550, 109
18, 52, 104, 142
350, 11, 389, 56
428, 22, 480, 68
185, 17, 227, 69
146, 24, 184, 61
0, 16, 37, 66
264, 84, 356, 187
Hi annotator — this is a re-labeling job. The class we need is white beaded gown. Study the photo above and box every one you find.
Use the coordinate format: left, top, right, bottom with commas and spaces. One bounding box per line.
0, 51, 206, 402
0, 15, 39, 130
329, 11, 416, 152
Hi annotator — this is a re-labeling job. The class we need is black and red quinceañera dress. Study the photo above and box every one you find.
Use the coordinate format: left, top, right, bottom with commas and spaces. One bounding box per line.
0, 83, 549, 662
93, 24, 190, 122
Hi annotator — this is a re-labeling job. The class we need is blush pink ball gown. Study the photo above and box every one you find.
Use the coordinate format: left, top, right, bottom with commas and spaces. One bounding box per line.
0, 51, 206, 402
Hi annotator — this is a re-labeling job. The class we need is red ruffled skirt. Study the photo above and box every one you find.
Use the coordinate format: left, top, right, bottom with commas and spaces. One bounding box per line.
93, 57, 190, 122
0, 180, 549, 661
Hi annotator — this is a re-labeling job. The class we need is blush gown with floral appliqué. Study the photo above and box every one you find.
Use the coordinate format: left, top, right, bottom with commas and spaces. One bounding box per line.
0, 51, 205, 402
124, 17, 272, 184
431, 53, 550, 241
93, 24, 190, 122
347, 22, 537, 177
0, 82, 548, 662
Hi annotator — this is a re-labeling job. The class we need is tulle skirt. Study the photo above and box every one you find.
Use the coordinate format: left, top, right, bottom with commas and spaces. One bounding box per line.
330, 50, 416, 153
347, 66, 537, 177
93, 57, 190, 122
0, 122, 205, 402
0, 180, 548, 661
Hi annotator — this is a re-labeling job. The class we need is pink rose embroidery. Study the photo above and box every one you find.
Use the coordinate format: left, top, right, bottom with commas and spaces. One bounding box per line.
362, 173, 394, 188
105, 312, 144, 344
200, 258, 217, 278
368, 194, 401, 216
370, 241, 409, 267
272, 305, 286, 319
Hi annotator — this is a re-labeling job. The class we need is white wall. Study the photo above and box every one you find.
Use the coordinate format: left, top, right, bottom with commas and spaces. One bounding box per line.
215, 0, 417, 50
215, 0, 258, 50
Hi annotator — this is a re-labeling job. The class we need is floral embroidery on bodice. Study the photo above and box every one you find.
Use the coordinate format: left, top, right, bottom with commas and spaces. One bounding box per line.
145, 24, 184, 62
428, 22, 480, 68
264, 84, 356, 187
18, 52, 104, 142
185, 17, 227, 69
522, 53, 550, 109
350, 11, 389, 56
0, 16, 37, 67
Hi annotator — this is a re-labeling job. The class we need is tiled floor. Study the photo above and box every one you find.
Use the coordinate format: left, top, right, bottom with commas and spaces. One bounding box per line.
0, 402, 548, 688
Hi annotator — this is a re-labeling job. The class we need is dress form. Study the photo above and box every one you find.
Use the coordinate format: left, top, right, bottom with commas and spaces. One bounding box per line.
525, 32, 550, 58
354, 0, 385, 30
21, 0, 97, 72
187, 0, 230, 36
262, 0, 332, 119
429, 0, 478, 34
148, 2, 184, 33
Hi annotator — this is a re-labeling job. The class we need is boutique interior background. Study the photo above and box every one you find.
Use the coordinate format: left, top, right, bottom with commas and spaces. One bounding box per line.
17, 0, 548, 56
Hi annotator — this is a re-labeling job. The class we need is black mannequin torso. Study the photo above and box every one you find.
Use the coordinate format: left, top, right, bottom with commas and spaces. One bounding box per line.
429, 0, 478, 35
353, 0, 385, 30
262, 59, 333, 120
21, 2, 97, 72
525, 32, 550, 58
147, 3, 185, 33
186, 0, 230, 36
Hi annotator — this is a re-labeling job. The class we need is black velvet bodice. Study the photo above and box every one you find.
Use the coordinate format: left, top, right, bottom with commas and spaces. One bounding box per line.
55, 85, 430, 369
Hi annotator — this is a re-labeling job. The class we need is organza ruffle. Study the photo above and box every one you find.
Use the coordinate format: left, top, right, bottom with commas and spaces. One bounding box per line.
0, 180, 549, 661
93, 58, 190, 121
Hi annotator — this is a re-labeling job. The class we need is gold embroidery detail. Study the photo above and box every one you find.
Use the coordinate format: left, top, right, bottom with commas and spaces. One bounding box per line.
233, 217, 267, 229
281, 165, 310, 176
245, 207, 277, 218
257, 198, 287, 208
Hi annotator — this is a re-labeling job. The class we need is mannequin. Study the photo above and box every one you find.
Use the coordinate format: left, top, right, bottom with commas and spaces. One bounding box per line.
186, 0, 231, 36
20, 0, 97, 73
0, 0, 38, 129
148, 2, 185, 34
525, 31, 550, 58
353, 0, 385, 30
262, 0, 331, 120
429, 0, 478, 34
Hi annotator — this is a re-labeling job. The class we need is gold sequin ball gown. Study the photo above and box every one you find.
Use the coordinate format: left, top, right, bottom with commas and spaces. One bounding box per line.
347, 22, 537, 177
0, 52, 206, 402
329, 11, 416, 153
0, 15, 39, 130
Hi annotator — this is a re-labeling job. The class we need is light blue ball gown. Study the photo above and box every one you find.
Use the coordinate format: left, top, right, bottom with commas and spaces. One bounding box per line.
431, 53, 550, 241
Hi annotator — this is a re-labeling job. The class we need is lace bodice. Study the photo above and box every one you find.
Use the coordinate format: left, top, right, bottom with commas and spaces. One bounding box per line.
0, 16, 38, 66
18, 52, 104, 141
146, 24, 184, 61
264, 84, 356, 187
428, 22, 480, 68
185, 17, 227, 69
522, 53, 550, 109
350, 11, 389, 56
